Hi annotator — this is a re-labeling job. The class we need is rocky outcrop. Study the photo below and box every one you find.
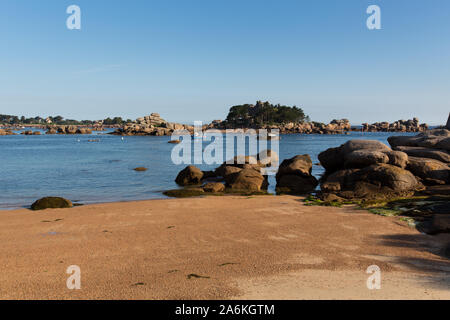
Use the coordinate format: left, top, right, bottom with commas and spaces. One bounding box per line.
0, 129, 16, 135
407, 157, 449, 185
388, 127, 450, 185
45, 125, 92, 135
321, 164, 421, 200
318, 140, 407, 173
211, 119, 351, 134
227, 168, 268, 192
362, 118, 427, 132
175, 165, 204, 185
109, 113, 193, 136
319, 140, 423, 200
388, 129, 450, 152
275, 155, 318, 194
170, 151, 281, 196
31, 197, 73, 210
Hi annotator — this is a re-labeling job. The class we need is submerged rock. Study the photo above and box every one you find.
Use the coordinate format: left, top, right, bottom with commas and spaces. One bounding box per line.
31, 197, 73, 210
203, 182, 225, 193
164, 188, 205, 198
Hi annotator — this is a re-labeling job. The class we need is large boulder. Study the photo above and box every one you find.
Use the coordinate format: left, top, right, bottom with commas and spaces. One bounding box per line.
318, 140, 406, 172
342, 140, 391, 154
321, 169, 360, 192
395, 146, 450, 163
384, 150, 408, 169
358, 164, 421, 191
407, 157, 450, 185
317, 146, 343, 172
388, 129, 450, 151
344, 150, 389, 168
276, 155, 318, 194
321, 164, 422, 200
175, 165, 204, 185
31, 197, 73, 210
276, 175, 318, 194
276, 155, 313, 179
227, 168, 267, 192
215, 164, 243, 179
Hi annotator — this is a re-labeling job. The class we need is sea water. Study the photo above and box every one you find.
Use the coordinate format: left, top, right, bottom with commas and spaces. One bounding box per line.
0, 129, 416, 209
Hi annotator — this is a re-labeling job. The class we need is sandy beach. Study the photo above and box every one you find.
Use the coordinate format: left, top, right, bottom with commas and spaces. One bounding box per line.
0, 195, 448, 300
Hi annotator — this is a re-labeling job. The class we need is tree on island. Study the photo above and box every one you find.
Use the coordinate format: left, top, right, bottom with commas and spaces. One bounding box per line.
225, 101, 309, 127
0, 114, 128, 126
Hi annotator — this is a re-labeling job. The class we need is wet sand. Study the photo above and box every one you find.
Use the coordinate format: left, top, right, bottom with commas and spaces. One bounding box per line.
0, 195, 448, 300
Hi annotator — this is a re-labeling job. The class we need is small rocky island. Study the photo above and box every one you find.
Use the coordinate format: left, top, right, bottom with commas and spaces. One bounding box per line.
109, 113, 194, 136
106, 101, 430, 136
1, 104, 431, 136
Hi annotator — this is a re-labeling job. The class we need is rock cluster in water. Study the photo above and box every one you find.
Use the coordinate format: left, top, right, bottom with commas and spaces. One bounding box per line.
168, 150, 321, 197
318, 140, 423, 201
362, 118, 427, 132
110, 113, 194, 136
209, 119, 351, 134
275, 155, 318, 194
0, 128, 16, 135
45, 125, 93, 135
388, 128, 450, 185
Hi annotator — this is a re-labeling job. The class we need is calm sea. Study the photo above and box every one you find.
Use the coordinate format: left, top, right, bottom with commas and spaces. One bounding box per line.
0, 129, 416, 209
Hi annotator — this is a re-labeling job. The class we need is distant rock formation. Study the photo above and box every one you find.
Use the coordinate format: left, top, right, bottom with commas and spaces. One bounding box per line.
45, 125, 92, 135
361, 118, 427, 132
110, 113, 193, 136
209, 119, 351, 135
0, 128, 16, 135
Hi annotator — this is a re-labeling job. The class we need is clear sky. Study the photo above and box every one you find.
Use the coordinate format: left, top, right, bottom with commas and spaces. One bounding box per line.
0, 0, 449, 125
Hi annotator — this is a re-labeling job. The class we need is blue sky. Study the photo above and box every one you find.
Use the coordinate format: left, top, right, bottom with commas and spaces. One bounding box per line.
0, 0, 449, 125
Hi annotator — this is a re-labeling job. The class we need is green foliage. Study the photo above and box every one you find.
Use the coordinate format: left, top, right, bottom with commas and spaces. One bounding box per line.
0, 114, 126, 126
225, 101, 308, 127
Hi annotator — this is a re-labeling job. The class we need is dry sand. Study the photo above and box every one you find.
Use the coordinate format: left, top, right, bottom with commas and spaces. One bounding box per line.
0, 195, 448, 300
